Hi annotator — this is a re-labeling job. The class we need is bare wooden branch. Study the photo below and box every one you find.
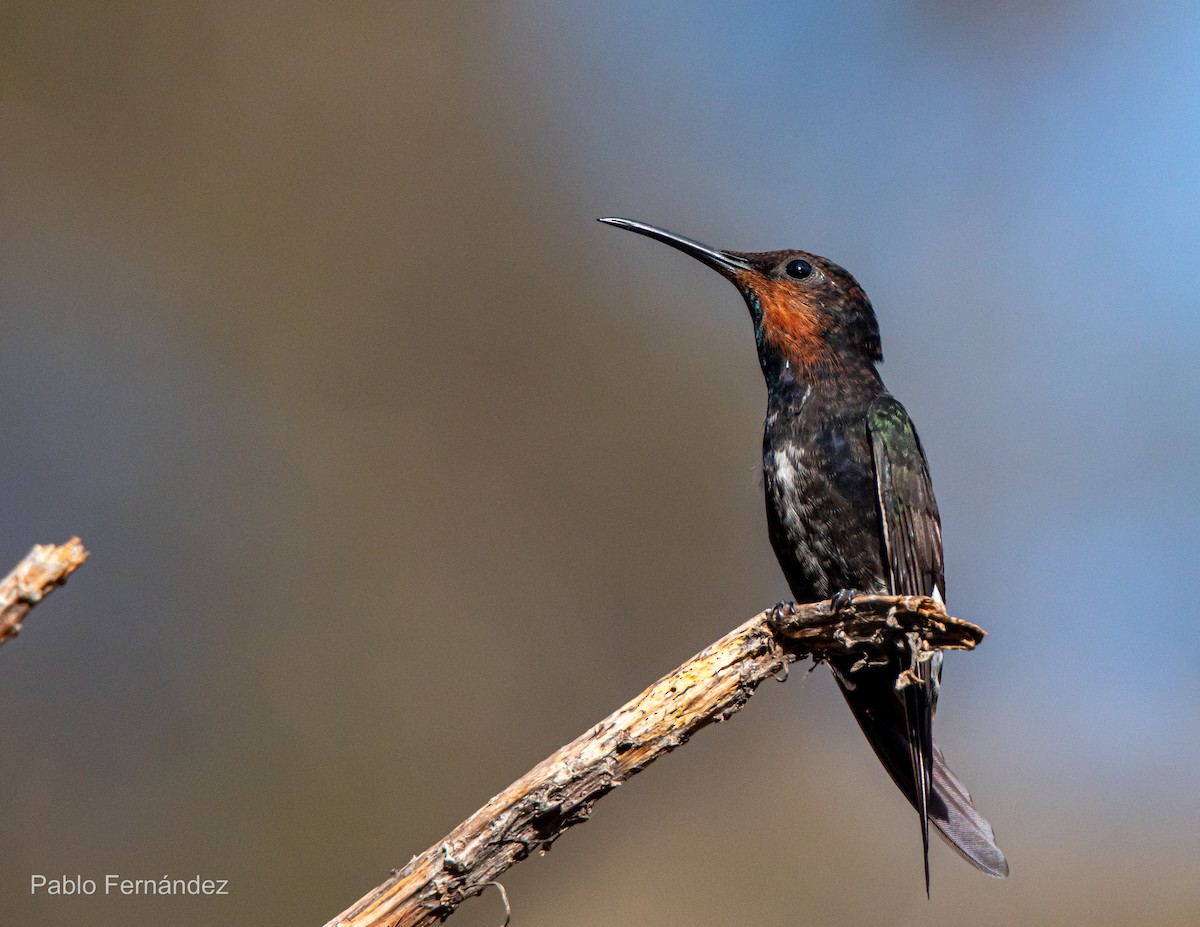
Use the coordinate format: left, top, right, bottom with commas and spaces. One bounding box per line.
0, 538, 89, 649
323, 594, 985, 927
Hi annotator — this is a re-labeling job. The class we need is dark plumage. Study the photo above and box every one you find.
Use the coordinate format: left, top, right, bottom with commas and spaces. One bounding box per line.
600, 218, 1008, 889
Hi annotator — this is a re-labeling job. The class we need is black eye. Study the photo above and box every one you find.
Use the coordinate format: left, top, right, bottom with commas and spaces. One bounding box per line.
785, 259, 813, 279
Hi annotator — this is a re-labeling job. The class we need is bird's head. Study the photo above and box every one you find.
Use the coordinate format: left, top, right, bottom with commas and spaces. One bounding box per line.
599, 218, 882, 381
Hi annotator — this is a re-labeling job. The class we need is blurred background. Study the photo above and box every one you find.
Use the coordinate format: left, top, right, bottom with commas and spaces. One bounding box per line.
3, 2, 1199, 924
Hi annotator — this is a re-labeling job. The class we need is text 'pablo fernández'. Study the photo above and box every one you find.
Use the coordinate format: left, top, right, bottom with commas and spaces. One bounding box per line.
31, 874, 230, 896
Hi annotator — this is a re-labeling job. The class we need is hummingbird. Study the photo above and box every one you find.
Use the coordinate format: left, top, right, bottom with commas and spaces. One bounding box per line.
599, 217, 1008, 889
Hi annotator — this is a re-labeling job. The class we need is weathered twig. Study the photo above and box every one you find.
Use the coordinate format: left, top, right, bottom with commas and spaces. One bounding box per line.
323, 595, 985, 927
0, 537, 89, 649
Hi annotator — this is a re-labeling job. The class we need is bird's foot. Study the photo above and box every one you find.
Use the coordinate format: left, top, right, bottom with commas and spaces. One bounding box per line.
768, 601, 795, 626
830, 588, 861, 614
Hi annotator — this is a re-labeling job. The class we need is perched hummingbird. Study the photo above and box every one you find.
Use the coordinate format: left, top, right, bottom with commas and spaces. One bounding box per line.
599, 217, 1008, 888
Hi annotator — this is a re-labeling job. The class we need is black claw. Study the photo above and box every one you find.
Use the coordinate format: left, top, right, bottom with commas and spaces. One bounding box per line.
831, 588, 861, 613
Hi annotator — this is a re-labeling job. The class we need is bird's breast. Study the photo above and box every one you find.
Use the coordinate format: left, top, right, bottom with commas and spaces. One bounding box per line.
762, 411, 887, 601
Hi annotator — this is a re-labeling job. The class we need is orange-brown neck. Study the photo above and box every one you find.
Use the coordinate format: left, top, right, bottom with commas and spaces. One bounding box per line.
737, 273, 843, 374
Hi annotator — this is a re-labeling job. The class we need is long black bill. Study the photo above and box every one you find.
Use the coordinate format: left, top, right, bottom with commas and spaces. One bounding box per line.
598, 217, 751, 278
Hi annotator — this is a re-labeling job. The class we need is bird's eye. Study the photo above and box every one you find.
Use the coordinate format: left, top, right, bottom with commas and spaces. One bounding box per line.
785, 259, 813, 280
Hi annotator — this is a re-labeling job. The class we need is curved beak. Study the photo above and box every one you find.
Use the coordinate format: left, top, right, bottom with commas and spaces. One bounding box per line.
598, 217, 751, 278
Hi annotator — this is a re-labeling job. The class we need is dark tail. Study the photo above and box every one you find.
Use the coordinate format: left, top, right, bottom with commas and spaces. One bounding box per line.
903, 657, 935, 894
830, 656, 1009, 881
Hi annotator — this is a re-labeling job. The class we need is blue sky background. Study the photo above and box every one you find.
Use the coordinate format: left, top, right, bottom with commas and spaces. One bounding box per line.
3, 2, 1199, 924
488, 0, 1200, 763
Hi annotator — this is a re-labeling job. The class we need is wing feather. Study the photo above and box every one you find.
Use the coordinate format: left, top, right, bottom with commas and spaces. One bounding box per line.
863, 396, 1011, 885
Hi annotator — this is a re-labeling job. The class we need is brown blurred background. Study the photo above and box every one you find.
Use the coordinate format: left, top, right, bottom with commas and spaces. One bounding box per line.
3, 2, 1200, 925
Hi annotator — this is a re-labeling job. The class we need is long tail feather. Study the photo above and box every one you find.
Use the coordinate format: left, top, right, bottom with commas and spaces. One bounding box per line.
831, 657, 1008, 880
902, 659, 935, 895
930, 744, 1009, 877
